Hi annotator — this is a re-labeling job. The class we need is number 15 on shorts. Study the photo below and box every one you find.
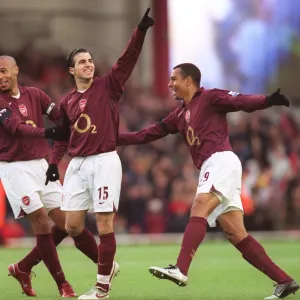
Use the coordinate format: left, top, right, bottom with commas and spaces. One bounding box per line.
98, 186, 108, 204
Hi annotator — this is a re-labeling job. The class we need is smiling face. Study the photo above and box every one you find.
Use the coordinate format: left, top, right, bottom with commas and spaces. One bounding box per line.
69, 52, 95, 83
168, 68, 191, 100
0, 57, 19, 92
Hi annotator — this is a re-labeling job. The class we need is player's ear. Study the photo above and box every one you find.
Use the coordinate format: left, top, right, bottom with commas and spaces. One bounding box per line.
69, 67, 75, 75
186, 76, 192, 86
13, 66, 19, 76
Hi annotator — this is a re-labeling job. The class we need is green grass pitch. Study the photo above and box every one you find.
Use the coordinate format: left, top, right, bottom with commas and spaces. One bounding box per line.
0, 241, 299, 300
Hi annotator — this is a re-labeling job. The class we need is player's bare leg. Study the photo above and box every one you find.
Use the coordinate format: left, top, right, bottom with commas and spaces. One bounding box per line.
218, 210, 299, 299
149, 192, 220, 286
51, 209, 98, 263
49, 208, 67, 230
78, 212, 119, 300
11, 208, 98, 295
27, 208, 76, 298
9, 207, 76, 297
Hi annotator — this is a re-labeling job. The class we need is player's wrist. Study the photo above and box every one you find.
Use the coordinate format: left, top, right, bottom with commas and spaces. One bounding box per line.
137, 25, 148, 32
48, 163, 58, 169
49, 156, 61, 165
265, 95, 272, 106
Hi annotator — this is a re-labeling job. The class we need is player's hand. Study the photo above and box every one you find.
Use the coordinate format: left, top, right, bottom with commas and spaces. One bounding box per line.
0, 107, 12, 124
45, 164, 59, 185
266, 88, 290, 107
138, 8, 154, 32
44, 126, 70, 141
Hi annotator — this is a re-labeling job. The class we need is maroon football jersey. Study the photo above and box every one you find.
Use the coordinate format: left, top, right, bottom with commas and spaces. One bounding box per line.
118, 88, 269, 169
49, 28, 146, 164
0, 86, 59, 162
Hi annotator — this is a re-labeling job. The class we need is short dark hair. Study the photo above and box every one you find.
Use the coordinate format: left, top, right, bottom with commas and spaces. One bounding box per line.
67, 48, 89, 68
67, 48, 89, 84
173, 63, 201, 87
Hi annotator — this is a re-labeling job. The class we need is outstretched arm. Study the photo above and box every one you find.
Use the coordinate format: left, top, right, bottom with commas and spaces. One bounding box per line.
211, 88, 290, 113
119, 123, 170, 146
118, 110, 179, 146
107, 8, 154, 101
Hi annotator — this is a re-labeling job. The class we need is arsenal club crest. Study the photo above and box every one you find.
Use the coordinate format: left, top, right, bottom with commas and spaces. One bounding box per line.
185, 110, 191, 123
19, 104, 28, 117
79, 99, 87, 111
22, 196, 30, 206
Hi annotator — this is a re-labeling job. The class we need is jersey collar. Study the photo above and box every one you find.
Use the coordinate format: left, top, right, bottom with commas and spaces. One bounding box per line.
70, 78, 96, 95
193, 87, 204, 98
18, 85, 27, 95
0, 85, 26, 100
181, 87, 204, 108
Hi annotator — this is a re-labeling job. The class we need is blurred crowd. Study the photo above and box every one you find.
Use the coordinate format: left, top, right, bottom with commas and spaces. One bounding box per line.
170, 0, 300, 94
216, 0, 300, 94
1, 40, 300, 240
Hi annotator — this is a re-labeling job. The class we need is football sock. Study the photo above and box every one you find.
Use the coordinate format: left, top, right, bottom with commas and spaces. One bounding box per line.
18, 225, 68, 273
176, 217, 207, 275
36, 233, 66, 285
96, 233, 116, 292
72, 228, 98, 263
236, 235, 292, 284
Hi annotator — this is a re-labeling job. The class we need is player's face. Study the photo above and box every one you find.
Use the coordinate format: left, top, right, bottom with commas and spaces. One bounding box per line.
0, 59, 18, 92
168, 68, 190, 100
69, 52, 95, 81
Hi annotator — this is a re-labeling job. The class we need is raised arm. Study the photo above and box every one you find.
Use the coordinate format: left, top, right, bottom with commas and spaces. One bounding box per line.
210, 88, 290, 113
118, 110, 179, 146
107, 8, 154, 101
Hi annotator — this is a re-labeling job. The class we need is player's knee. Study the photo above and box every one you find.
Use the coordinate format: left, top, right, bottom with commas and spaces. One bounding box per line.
191, 193, 219, 218
31, 215, 52, 235
55, 220, 66, 232
48, 208, 66, 231
225, 231, 248, 246
27, 208, 52, 234
65, 224, 83, 237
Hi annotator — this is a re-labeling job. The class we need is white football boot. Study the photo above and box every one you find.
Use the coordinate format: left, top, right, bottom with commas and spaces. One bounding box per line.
78, 262, 120, 299
149, 264, 188, 287
264, 280, 299, 299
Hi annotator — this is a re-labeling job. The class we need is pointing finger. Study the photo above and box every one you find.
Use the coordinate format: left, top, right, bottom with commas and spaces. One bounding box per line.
144, 7, 150, 18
